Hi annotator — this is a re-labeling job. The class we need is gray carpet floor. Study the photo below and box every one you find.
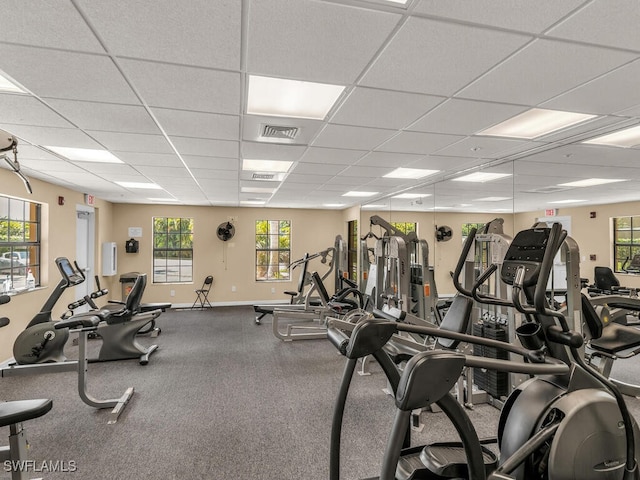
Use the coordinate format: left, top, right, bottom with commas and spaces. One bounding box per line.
1, 306, 639, 479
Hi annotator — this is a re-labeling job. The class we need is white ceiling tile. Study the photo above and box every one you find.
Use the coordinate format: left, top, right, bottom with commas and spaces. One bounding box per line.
409, 98, 528, 135
191, 169, 238, 180
134, 166, 194, 179
414, 0, 585, 33
292, 163, 345, 175
0, 94, 73, 127
460, 39, 637, 106
152, 109, 239, 140
300, 147, 366, 165
114, 152, 183, 167
313, 125, 395, 150
241, 142, 307, 161
247, 0, 400, 84
182, 156, 238, 171
46, 99, 160, 134
285, 173, 333, 184
119, 59, 240, 114
548, 0, 640, 51
88, 131, 173, 153
19, 159, 84, 173
361, 17, 531, 96
77, 0, 241, 69
376, 131, 463, 155
74, 163, 139, 175
153, 177, 199, 188
435, 137, 533, 159
0, 0, 104, 52
0, 44, 138, 103
172, 137, 238, 157
332, 88, 444, 129
541, 59, 640, 115
339, 165, 392, 178
357, 152, 424, 168
407, 155, 481, 172
0, 125, 102, 149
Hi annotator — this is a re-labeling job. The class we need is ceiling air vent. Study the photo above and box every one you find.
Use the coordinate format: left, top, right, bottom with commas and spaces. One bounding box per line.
252, 173, 276, 180
524, 186, 570, 194
261, 124, 299, 140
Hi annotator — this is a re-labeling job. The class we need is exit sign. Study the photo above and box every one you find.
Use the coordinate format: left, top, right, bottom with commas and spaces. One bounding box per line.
84, 194, 95, 206
545, 208, 557, 216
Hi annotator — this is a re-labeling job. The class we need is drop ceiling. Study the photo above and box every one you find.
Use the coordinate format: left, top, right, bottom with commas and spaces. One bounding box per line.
0, 0, 639, 212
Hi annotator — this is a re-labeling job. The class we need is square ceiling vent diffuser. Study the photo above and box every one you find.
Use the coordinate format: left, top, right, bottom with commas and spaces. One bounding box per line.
261, 124, 299, 140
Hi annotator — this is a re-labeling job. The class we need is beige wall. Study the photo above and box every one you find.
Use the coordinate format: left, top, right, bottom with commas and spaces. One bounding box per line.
111, 204, 346, 304
515, 201, 640, 288
0, 167, 114, 358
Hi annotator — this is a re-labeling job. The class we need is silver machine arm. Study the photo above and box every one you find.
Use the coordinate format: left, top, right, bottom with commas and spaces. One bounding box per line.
0, 129, 32, 194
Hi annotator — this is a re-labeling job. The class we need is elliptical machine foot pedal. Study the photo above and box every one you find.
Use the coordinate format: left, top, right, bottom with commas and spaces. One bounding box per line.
397, 442, 497, 479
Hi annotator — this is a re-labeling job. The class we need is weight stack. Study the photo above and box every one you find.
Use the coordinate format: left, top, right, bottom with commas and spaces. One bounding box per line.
472, 322, 509, 398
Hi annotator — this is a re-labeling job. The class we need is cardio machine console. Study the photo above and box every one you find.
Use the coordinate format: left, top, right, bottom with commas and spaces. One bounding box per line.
501, 227, 550, 288
55, 257, 84, 286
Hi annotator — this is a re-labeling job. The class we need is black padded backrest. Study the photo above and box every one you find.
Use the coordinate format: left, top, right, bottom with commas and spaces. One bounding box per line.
203, 275, 213, 289
594, 266, 619, 291
125, 274, 147, 312
311, 271, 331, 304
296, 254, 310, 294
581, 293, 603, 340
436, 295, 473, 350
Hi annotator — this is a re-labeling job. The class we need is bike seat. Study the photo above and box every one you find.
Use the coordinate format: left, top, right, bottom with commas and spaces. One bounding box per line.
0, 399, 52, 427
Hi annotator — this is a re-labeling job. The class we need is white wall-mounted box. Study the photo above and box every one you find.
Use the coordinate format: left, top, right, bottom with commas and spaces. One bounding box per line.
102, 242, 117, 276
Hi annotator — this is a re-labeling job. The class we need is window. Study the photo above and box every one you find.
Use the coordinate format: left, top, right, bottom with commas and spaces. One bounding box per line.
391, 222, 417, 235
462, 222, 485, 240
0, 195, 41, 291
153, 217, 193, 283
613, 216, 640, 272
256, 220, 290, 281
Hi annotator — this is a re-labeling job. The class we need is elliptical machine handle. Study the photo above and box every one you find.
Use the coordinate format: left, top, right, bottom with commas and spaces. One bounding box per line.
470, 264, 513, 307
533, 223, 567, 321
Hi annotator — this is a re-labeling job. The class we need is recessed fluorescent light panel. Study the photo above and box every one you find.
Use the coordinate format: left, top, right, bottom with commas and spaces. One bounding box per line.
361, 204, 388, 209
0, 73, 25, 93
46, 146, 123, 163
241, 187, 277, 194
247, 75, 345, 120
115, 181, 162, 189
453, 172, 512, 183
558, 178, 624, 187
342, 191, 378, 197
242, 159, 292, 173
583, 125, 640, 148
384, 168, 439, 179
474, 196, 511, 202
241, 200, 266, 205
392, 193, 432, 199
548, 199, 586, 204
480, 108, 596, 139
148, 198, 179, 202
323, 203, 344, 207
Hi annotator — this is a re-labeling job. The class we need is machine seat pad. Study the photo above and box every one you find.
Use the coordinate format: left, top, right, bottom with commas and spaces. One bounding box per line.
0, 399, 52, 427
140, 302, 171, 312
590, 323, 640, 354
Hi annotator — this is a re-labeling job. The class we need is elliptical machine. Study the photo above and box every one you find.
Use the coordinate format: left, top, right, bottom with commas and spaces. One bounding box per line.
328, 223, 640, 480
0, 295, 53, 480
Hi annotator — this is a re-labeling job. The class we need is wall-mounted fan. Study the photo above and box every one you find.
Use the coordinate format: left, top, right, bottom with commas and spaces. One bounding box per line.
436, 225, 453, 242
216, 222, 235, 242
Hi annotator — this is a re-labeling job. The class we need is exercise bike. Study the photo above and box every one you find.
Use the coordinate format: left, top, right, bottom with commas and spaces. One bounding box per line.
1, 258, 134, 423
328, 223, 640, 480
